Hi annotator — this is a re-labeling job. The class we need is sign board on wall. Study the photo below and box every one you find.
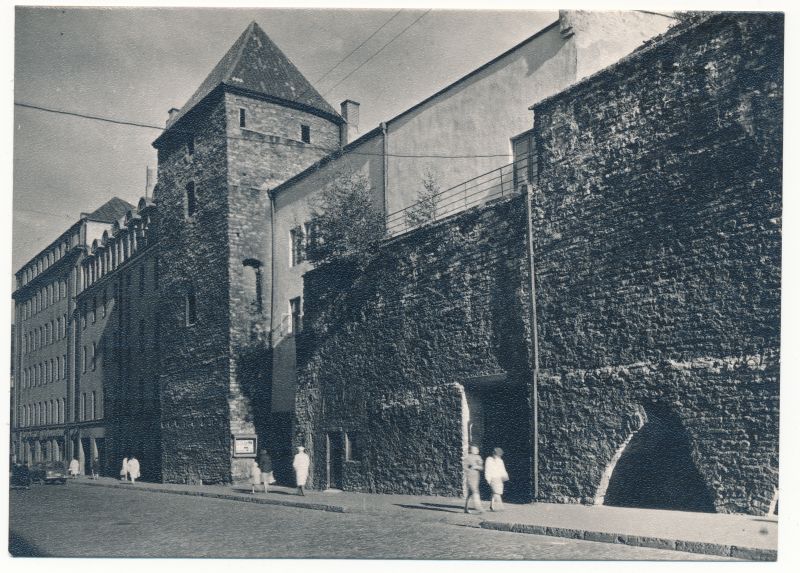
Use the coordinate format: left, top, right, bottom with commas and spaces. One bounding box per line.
232, 435, 257, 458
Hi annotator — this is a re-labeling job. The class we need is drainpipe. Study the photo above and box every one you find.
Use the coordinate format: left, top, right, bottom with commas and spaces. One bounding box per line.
381, 122, 389, 221
523, 182, 540, 501
267, 189, 276, 345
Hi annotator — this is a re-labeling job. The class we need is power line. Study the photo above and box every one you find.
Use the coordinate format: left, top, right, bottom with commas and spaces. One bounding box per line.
322, 10, 432, 97
310, 9, 404, 94
14, 100, 515, 160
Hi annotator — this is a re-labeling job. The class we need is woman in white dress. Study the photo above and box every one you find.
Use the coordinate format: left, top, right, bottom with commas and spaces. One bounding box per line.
120, 457, 129, 481
128, 456, 140, 484
484, 447, 509, 511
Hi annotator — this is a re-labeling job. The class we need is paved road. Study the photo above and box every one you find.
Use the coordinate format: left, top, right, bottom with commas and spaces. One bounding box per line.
9, 483, 728, 560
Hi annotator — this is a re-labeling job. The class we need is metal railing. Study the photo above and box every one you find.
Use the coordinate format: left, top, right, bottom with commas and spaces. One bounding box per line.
385, 153, 536, 237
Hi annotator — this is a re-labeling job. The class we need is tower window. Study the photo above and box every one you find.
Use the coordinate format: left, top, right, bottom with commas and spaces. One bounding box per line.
185, 288, 197, 326
187, 135, 195, 156
243, 259, 263, 314
290, 297, 302, 334
239, 108, 247, 128
186, 181, 197, 218
301, 124, 311, 143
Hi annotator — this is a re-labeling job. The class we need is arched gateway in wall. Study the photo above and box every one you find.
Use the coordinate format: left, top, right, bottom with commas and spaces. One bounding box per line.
598, 403, 716, 513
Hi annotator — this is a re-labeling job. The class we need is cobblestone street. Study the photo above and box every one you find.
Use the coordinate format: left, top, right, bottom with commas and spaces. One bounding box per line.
9, 483, 729, 560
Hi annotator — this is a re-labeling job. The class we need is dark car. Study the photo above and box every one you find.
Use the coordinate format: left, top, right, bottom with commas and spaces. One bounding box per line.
29, 462, 68, 485
10, 464, 32, 489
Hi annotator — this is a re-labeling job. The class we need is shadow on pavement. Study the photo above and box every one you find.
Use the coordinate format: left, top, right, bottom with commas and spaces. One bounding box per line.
394, 503, 461, 514
9, 532, 46, 557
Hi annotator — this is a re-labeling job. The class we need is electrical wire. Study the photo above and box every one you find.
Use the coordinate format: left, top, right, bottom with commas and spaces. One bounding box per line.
15, 101, 514, 160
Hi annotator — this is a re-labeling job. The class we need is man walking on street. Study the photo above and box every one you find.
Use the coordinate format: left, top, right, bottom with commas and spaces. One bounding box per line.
463, 445, 484, 514
485, 447, 509, 511
293, 446, 310, 496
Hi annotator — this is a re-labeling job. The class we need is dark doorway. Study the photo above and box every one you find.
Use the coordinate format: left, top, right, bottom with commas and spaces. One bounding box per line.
326, 432, 344, 490
604, 403, 716, 512
81, 438, 92, 476
95, 438, 106, 477
465, 382, 531, 503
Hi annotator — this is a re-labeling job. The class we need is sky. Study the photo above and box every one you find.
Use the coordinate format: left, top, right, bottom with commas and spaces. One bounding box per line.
12, 4, 558, 276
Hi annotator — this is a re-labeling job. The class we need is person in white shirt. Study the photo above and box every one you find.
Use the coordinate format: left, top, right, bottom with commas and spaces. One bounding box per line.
293, 446, 310, 496
484, 447, 509, 511
128, 456, 140, 484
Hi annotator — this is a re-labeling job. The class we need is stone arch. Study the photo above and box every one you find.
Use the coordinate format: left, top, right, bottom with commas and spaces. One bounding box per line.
601, 402, 716, 513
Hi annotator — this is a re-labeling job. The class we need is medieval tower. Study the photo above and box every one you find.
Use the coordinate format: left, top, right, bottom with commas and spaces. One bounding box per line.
152, 22, 343, 483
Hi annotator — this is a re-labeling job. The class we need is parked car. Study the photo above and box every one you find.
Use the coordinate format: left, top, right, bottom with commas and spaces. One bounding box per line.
10, 464, 32, 489
29, 462, 68, 485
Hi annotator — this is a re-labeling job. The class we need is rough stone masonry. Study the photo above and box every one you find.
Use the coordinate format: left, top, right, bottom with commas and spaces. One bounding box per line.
296, 13, 782, 515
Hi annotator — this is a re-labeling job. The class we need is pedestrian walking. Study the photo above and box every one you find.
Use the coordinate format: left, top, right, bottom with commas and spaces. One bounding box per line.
120, 456, 129, 481
463, 445, 484, 513
258, 449, 275, 493
128, 455, 140, 484
484, 447, 509, 511
91, 456, 99, 480
249, 458, 261, 494
293, 446, 310, 496
68, 457, 80, 478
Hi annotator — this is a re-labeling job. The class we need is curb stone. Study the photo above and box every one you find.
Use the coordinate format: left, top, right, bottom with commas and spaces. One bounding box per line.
479, 521, 776, 561
75, 480, 347, 513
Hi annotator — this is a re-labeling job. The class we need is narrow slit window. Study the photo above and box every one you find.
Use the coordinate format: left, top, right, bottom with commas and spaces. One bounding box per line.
185, 288, 197, 326
301, 124, 310, 143
239, 108, 247, 128
186, 181, 197, 218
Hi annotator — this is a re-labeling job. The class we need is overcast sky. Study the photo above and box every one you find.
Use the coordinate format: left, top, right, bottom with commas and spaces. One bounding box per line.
12, 6, 557, 275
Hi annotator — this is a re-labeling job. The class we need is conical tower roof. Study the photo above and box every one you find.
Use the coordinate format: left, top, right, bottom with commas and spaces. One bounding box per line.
163, 21, 341, 134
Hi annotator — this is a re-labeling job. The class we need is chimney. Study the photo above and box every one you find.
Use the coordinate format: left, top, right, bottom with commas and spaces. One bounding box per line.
167, 107, 180, 126
339, 100, 360, 146
145, 166, 157, 199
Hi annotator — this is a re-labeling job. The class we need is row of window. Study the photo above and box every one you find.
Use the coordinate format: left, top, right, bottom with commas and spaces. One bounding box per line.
20, 355, 67, 389
82, 230, 152, 291
19, 279, 69, 321
20, 235, 76, 287
17, 392, 100, 428
18, 398, 66, 427
23, 314, 69, 354
236, 107, 312, 143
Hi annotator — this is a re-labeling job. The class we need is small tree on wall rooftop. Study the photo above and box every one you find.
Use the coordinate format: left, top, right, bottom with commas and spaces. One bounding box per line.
405, 169, 441, 229
307, 170, 385, 268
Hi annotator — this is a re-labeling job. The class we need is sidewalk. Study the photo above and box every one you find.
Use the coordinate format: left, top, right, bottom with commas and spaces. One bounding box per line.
74, 477, 777, 561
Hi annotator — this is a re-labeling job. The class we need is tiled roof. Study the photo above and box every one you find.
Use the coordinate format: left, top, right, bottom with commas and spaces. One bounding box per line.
165, 21, 340, 131
87, 197, 135, 223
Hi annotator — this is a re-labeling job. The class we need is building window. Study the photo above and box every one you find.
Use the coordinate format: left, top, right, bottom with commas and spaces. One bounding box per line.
185, 288, 197, 326
345, 432, 361, 461
92, 297, 97, 323
62, 354, 66, 379
301, 124, 311, 144
80, 393, 86, 422
102, 291, 107, 318
82, 346, 87, 373
187, 135, 195, 156
91, 342, 97, 371
290, 297, 302, 334
290, 226, 307, 266
186, 181, 197, 218
239, 107, 246, 128
90, 392, 96, 421
56, 356, 61, 381
242, 259, 263, 314
63, 313, 68, 338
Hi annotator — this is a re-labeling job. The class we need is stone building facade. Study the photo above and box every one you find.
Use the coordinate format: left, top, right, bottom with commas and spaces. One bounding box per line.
294, 12, 782, 515
12, 11, 772, 511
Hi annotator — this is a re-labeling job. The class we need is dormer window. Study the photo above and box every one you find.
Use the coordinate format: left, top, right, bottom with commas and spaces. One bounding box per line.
239, 108, 247, 128
301, 124, 310, 144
